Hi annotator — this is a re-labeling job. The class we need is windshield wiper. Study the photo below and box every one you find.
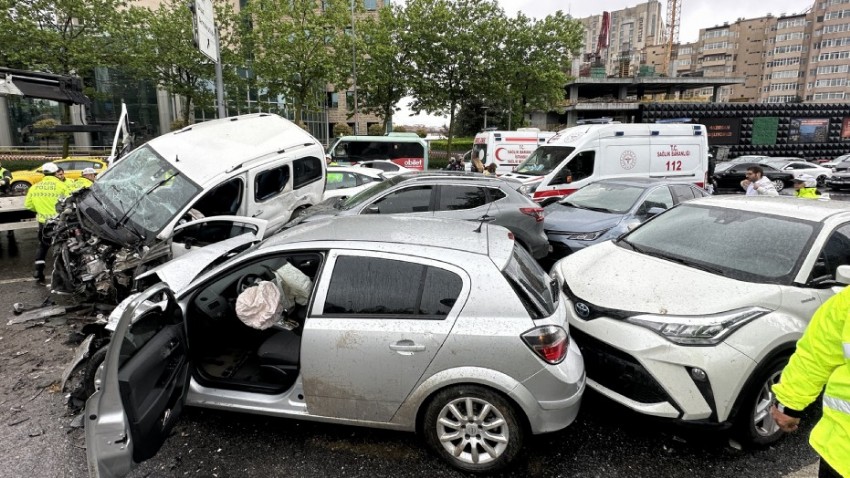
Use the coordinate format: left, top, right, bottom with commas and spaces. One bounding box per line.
581, 205, 614, 213
621, 240, 725, 276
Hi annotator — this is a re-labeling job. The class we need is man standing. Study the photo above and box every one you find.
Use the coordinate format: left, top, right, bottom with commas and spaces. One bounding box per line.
0, 162, 11, 195
24, 162, 70, 283
70, 167, 97, 191
740, 165, 779, 196
771, 287, 850, 478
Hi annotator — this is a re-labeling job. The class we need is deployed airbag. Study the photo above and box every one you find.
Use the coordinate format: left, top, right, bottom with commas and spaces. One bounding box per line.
235, 281, 282, 330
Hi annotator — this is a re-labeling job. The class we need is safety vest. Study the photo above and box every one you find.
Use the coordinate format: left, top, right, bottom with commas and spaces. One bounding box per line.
773, 287, 850, 477
70, 176, 93, 191
795, 188, 820, 199
24, 175, 70, 223
0, 166, 9, 184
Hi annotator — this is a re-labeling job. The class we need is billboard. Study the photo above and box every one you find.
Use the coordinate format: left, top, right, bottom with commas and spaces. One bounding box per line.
789, 118, 829, 144
699, 118, 741, 145
842, 118, 850, 140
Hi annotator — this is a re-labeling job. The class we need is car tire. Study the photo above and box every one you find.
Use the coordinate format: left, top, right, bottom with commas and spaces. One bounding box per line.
11, 181, 30, 194
83, 346, 108, 398
423, 385, 524, 473
817, 175, 827, 187
732, 354, 789, 447
771, 179, 785, 192
831, 186, 843, 192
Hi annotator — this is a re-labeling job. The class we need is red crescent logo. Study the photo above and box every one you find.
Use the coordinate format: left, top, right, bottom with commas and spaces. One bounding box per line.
495, 148, 505, 161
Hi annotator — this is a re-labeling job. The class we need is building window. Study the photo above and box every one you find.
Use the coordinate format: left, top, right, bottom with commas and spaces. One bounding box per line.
364, 0, 378, 10
327, 92, 339, 108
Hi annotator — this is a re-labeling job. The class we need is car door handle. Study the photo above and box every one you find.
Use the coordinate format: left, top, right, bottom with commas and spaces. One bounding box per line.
252, 210, 264, 218
389, 340, 426, 353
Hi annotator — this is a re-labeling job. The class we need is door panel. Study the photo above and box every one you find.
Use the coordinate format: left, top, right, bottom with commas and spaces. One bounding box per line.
85, 284, 187, 478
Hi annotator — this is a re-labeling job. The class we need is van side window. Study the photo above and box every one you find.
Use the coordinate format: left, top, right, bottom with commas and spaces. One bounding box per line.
293, 157, 323, 189
552, 151, 595, 185
193, 178, 243, 216
255, 165, 290, 201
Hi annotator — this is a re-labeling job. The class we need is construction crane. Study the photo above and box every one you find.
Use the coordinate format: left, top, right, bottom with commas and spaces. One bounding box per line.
663, 0, 682, 77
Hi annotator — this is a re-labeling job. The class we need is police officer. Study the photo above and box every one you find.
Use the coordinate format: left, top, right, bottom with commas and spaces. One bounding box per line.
771, 287, 850, 478
24, 162, 70, 283
0, 162, 11, 195
70, 167, 97, 191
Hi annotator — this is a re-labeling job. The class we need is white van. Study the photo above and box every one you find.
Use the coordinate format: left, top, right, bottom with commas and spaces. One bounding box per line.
50, 113, 327, 301
472, 128, 555, 173
502, 123, 709, 204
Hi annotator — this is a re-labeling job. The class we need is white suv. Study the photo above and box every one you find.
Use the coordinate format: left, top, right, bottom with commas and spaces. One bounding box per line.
551, 196, 850, 446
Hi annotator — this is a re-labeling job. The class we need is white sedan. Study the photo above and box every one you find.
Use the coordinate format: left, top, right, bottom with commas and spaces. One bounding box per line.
323, 166, 385, 201
762, 159, 832, 186
354, 159, 416, 177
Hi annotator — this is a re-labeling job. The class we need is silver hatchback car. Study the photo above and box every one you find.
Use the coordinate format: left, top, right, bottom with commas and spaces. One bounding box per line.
85, 216, 585, 476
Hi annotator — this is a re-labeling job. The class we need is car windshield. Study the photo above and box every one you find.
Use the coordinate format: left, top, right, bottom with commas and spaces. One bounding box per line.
91, 146, 201, 235
338, 174, 405, 210
514, 146, 575, 175
502, 245, 557, 319
619, 204, 818, 284
764, 161, 789, 169
714, 162, 734, 172
560, 182, 645, 214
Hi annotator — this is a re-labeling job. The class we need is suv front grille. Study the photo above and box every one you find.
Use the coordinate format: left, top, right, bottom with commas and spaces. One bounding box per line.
571, 328, 677, 407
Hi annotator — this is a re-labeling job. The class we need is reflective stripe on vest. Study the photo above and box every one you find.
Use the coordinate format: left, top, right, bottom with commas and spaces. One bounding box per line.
844, 342, 850, 359
824, 395, 850, 414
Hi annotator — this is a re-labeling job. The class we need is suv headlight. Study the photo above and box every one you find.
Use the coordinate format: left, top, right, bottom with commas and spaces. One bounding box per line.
624, 307, 772, 346
556, 229, 608, 241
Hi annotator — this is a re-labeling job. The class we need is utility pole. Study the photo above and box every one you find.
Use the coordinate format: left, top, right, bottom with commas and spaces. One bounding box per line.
482, 106, 488, 129
351, 0, 360, 135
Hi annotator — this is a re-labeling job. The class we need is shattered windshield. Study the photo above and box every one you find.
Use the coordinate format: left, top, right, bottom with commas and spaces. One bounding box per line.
91, 146, 201, 236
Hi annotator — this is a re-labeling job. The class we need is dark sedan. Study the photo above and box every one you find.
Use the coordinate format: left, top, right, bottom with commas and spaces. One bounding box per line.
542, 177, 708, 263
713, 162, 794, 192
826, 171, 850, 190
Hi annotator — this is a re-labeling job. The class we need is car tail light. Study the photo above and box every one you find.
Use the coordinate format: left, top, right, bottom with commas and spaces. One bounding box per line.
522, 325, 569, 364
520, 207, 544, 222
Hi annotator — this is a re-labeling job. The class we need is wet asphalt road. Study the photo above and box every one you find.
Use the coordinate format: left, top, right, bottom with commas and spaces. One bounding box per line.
1, 192, 847, 477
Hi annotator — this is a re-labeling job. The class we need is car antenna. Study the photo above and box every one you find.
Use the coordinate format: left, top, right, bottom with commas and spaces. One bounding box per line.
474, 199, 495, 233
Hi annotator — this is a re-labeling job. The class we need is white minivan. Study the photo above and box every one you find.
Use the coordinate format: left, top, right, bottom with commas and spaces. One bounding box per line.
502, 123, 709, 204
50, 113, 327, 301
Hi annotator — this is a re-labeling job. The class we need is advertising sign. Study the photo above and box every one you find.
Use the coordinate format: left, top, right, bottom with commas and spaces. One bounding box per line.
699, 118, 741, 145
789, 118, 829, 143
842, 118, 850, 140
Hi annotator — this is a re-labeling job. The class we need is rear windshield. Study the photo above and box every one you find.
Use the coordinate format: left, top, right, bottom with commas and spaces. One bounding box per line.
502, 245, 557, 319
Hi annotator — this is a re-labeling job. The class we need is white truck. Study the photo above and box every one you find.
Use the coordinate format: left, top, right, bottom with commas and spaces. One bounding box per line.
501, 123, 709, 204
471, 128, 555, 174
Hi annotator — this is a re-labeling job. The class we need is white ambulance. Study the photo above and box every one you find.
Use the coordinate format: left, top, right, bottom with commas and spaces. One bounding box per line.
471, 128, 555, 173
501, 123, 709, 204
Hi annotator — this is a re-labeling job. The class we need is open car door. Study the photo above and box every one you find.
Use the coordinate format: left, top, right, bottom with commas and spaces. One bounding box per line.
84, 283, 189, 478
170, 215, 268, 259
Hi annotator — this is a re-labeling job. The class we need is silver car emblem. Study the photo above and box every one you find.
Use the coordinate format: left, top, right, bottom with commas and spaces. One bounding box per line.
574, 302, 591, 318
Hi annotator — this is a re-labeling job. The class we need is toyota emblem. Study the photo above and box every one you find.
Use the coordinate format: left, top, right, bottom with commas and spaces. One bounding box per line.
574, 302, 591, 318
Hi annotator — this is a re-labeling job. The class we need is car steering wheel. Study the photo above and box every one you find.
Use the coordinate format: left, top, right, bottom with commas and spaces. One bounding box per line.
236, 273, 267, 294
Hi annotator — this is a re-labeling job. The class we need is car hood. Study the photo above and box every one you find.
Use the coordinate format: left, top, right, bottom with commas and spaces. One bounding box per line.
543, 204, 623, 233
554, 241, 782, 315
830, 171, 850, 178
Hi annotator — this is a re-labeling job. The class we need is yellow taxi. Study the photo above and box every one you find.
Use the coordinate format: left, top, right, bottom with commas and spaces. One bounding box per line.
10, 157, 107, 194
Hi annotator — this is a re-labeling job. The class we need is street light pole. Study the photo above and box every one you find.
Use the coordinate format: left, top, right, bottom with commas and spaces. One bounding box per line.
351, 0, 359, 135
482, 106, 488, 130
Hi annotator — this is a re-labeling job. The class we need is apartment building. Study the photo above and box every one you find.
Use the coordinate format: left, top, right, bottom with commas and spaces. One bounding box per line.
578, 1, 665, 77
804, 0, 850, 103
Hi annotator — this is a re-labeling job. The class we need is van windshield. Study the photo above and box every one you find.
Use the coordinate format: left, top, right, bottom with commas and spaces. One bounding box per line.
514, 146, 575, 175
91, 146, 201, 236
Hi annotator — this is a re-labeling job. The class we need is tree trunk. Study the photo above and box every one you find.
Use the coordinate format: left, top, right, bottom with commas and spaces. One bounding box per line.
61, 103, 71, 158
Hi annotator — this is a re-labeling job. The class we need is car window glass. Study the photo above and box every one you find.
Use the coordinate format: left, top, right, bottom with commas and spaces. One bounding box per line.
59, 161, 79, 170
366, 162, 397, 172
637, 187, 674, 216
192, 178, 243, 216
367, 186, 432, 214
486, 187, 506, 203
502, 245, 556, 319
293, 157, 322, 189
356, 174, 375, 185
761, 165, 779, 173
438, 185, 487, 211
322, 256, 461, 317
117, 308, 176, 368
625, 204, 817, 283
172, 220, 258, 248
255, 165, 290, 201
670, 184, 696, 202
553, 151, 595, 185
810, 223, 850, 283
327, 172, 358, 190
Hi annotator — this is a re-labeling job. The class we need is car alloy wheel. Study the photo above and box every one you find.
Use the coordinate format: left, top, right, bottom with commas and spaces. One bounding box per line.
733, 355, 788, 447
11, 181, 29, 194
751, 368, 783, 438
771, 179, 785, 192
423, 385, 523, 473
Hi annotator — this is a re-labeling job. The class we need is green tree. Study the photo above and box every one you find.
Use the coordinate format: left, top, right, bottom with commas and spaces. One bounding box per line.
403, 0, 505, 153
333, 122, 353, 137
357, 4, 410, 133
367, 123, 385, 135
247, 0, 352, 126
124, 0, 217, 125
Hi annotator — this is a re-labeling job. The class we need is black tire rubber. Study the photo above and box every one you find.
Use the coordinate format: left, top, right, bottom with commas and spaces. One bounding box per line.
10, 181, 29, 194
422, 385, 524, 474
732, 354, 789, 447
83, 346, 108, 398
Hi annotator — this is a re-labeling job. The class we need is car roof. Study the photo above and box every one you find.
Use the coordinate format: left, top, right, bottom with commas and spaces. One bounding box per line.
259, 215, 501, 255
391, 171, 520, 185
327, 166, 384, 178
146, 113, 319, 185
686, 195, 850, 222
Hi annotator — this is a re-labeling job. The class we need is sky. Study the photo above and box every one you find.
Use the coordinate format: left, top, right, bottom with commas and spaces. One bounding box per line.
392, 0, 813, 127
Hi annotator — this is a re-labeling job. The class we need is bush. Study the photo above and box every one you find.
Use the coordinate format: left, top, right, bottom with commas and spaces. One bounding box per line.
415, 127, 427, 138
429, 138, 474, 152
392, 125, 407, 132
170, 119, 187, 131
333, 122, 353, 137
367, 124, 385, 136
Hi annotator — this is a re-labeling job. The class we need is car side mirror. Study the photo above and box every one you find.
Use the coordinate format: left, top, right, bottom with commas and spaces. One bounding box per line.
836, 265, 850, 285
364, 206, 380, 214
646, 207, 666, 217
